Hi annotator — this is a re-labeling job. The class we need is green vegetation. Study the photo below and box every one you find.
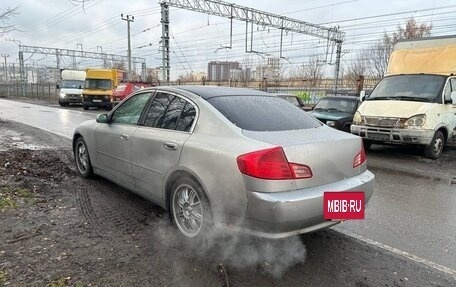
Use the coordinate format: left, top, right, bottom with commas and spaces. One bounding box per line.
293, 91, 311, 103
0, 187, 34, 210
0, 271, 8, 286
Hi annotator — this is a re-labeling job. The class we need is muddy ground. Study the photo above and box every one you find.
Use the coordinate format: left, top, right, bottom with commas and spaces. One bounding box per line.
0, 119, 454, 287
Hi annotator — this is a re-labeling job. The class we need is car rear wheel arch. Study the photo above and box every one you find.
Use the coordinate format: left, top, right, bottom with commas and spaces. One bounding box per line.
73, 133, 82, 154
437, 127, 448, 145
164, 169, 212, 213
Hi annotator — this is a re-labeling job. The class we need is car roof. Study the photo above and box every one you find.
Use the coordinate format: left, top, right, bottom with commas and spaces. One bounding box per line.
322, 95, 359, 101
151, 85, 273, 100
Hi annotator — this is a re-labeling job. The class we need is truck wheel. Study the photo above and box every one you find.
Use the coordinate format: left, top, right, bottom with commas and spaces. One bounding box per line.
83, 105, 89, 110
424, 131, 444, 159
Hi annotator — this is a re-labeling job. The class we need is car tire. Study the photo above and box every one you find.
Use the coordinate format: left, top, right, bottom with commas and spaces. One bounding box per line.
363, 139, 372, 151
74, 137, 93, 178
424, 131, 444, 160
170, 177, 212, 239
82, 105, 89, 110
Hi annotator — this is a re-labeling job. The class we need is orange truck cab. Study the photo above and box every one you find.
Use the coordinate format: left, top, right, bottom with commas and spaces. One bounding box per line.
82, 69, 125, 110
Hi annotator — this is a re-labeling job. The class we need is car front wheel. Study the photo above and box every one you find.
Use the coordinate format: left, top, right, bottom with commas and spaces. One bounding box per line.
170, 177, 212, 239
74, 137, 93, 178
424, 131, 444, 159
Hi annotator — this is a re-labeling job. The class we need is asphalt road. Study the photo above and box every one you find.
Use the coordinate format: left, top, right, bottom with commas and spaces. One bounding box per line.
1, 98, 455, 284
335, 168, 456, 269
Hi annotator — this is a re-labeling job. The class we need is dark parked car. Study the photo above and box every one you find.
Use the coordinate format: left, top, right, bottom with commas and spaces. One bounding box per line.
308, 96, 360, 132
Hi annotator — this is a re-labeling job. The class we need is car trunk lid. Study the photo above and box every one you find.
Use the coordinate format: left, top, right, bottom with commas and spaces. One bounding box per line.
242, 126, 364, 190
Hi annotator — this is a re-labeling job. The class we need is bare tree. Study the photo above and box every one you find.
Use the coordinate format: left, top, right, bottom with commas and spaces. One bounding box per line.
365, 17, 432, 78
394, 18, 432, 41
112, 61, 126, 71
146, 68, 160, 83
0, 6, 19, 36
366, 34, 394, 78
344, 51, 368, 88
298, 55, 324, 87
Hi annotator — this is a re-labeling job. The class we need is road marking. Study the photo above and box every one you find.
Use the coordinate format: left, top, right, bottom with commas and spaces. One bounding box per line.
335, 228, 456, 279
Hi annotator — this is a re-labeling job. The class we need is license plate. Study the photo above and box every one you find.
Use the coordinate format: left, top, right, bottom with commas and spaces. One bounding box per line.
93, 99, 102, 103
367, 132, 389, 141
323, 192, 365, 220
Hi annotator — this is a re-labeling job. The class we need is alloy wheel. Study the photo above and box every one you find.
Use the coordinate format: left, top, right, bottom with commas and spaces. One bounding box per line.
172, 184, 203, 237
76, 142, 89, 174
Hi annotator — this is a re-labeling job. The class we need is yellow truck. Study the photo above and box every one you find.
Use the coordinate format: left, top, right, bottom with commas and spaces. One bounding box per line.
351, 35, 456, 159
82, 69, 125, 110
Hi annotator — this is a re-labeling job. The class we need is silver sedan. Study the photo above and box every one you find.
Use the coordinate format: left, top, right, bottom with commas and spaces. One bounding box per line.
73, 86, 375, 239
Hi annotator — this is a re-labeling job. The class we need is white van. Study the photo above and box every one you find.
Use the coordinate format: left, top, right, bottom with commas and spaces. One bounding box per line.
57, 70, 86, 107
351, 36, 456, 159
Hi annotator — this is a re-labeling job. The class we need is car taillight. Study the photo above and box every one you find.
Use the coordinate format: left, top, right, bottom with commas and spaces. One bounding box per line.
237, 147, 312, 180
353, 140, 367, 168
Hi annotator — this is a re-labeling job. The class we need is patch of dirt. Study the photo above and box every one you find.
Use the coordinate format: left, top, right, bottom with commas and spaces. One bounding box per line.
0, 149, 75, 182
0, 148, 171, 287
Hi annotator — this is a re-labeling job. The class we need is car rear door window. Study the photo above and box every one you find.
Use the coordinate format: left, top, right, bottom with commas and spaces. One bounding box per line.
207, 95, 321, 131
110, 92, 151, 125
144, 93, 195, 131
176, 103, 196, 132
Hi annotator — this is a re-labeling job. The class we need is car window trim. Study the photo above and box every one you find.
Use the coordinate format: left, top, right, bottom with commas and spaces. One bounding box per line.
138, 90, 199, 134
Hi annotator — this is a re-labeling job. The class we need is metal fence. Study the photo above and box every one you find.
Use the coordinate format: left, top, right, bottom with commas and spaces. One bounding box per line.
0, 82, 58, 100
0, 77, 380, 105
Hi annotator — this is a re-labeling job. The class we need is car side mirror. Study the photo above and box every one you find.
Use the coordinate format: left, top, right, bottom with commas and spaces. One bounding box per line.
359, 90, 366, 102
451, 91, 456, 104
56, 84, 60, 89
96, 114, 109, 124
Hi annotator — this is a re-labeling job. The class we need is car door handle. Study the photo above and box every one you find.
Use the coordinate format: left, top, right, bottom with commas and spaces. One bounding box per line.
120, 134, 129, 141
163, 142, 178, 150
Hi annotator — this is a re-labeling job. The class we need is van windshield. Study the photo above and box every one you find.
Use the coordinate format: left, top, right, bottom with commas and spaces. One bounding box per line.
61, 80, 84, 89
368, 74, 446, 102
85, 79, 112, 90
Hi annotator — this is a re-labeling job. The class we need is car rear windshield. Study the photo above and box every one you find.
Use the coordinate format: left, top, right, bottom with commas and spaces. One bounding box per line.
207, 95, 321, 131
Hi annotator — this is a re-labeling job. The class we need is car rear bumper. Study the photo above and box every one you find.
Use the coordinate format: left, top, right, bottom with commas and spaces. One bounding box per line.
351, 125, 434, 146
242, 170, 375, 239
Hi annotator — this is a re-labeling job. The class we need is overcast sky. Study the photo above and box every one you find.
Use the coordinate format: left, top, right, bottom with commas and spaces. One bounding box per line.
2, 0, 455, 79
